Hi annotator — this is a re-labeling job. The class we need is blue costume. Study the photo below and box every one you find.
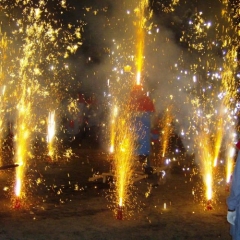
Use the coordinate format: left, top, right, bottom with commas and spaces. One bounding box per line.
227, 142, 240, 240
128, 85, 155, 172
134, 112, 151, 167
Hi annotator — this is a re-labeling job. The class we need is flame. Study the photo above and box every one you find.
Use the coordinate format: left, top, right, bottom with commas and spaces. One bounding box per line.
136, 71, 141, 85
205, 172, 212, 200
119, 197, 123, 207
15, 176, 22, 197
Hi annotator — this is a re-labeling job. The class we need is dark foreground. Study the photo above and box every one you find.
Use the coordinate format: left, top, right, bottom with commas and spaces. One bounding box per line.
0, 142, 232, 240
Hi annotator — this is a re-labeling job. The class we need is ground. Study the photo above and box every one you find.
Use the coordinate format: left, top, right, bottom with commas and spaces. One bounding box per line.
0, 139, 233, 240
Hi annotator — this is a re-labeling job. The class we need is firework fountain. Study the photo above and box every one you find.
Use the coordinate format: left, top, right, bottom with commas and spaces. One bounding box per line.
13, 8, 40, 205
177, 0, 239, 209
0, 0, 82, 208
195, 126, 214, 210
114, 112, 135, 220
220, 0, 239, 189
108, 0, 154, 219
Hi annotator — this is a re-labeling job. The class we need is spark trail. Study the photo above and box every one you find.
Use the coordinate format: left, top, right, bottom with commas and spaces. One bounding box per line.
134, 0, 151, 85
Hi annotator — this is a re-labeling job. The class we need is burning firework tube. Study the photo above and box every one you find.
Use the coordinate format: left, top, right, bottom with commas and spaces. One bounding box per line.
225, 174, 232, 192
206, 199, 213, 210
116, 205, 123, 220
225, 183, 230, 192
13, 197, 21, 209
